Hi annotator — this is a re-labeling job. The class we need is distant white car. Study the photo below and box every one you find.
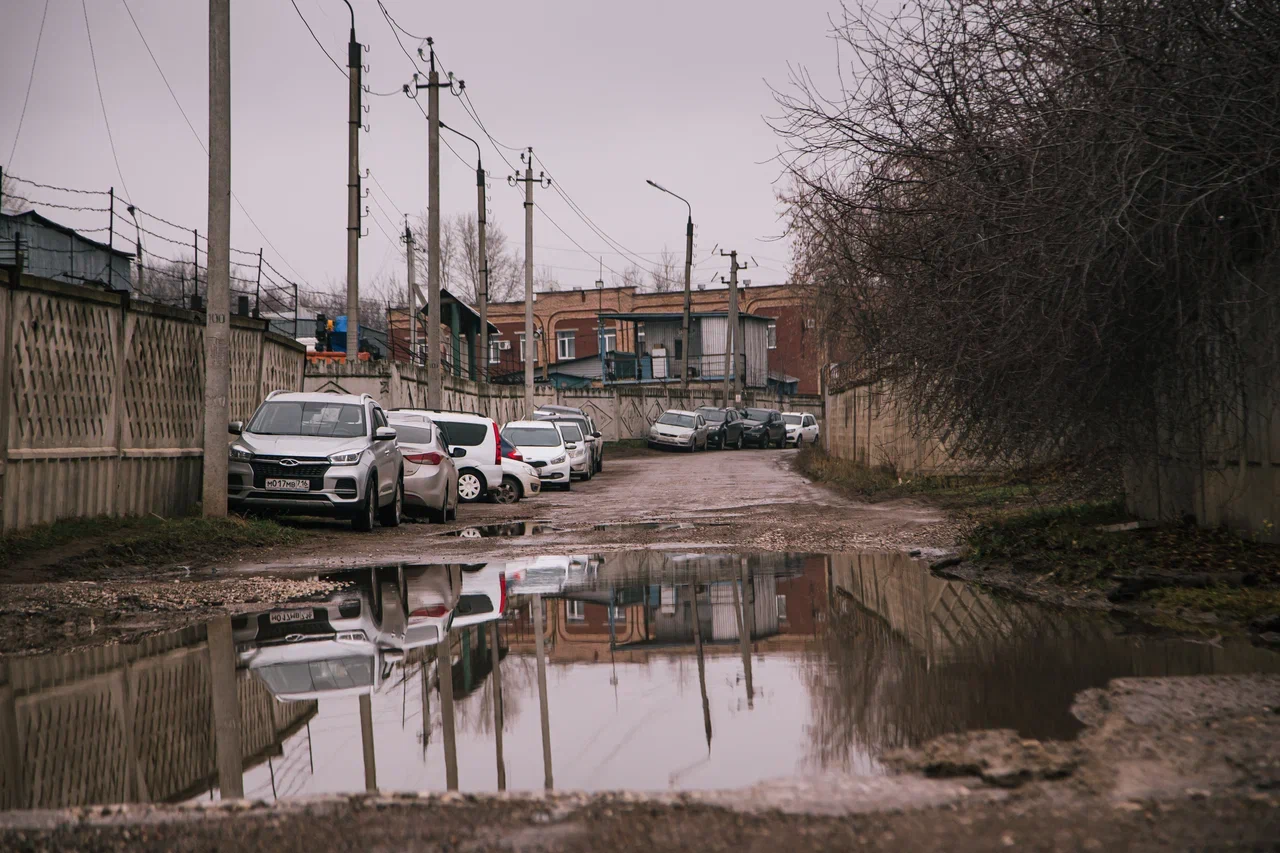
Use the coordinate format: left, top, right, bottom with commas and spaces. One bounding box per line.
553, 421, 593, 480
647, 409, 710, 452
783, 412, 820, 447
502, 420, 571, 491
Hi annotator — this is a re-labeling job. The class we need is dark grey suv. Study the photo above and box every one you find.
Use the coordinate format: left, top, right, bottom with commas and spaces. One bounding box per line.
739, 407, 787, 448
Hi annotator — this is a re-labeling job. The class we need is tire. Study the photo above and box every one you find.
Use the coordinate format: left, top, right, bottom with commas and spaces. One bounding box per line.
425, 503, 446, 523
596, 455, 603, 473
352, 475, 377, 532
378, 473, 404, 527
735, 433, 744, 450
561, 479, 572, 492
446, 497, 458, 521
457, 469, 485, 503
493, 476, 522, 504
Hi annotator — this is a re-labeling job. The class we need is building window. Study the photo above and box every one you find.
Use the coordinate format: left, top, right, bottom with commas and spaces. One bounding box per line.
611, 606, 627, 624
601, 328, 617, 353
776, 594, 788, 623
489, 339, 501, 364
636, 323, 645, 352
517, 332, 537, 364
557, 330, 576, 360
766, 322, 777, 350
567, 600, 585, 622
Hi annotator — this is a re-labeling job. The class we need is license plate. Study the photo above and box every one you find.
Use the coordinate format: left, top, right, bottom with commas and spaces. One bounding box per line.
269, 609, 313, 624
265, 478, 309, 491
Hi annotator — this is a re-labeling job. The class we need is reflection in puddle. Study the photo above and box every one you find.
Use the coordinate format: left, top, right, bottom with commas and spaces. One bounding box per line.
2, 550, 1277, 808
441, 522, 558, 538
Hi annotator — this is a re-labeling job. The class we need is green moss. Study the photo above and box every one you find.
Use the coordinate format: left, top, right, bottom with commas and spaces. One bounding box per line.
1147, 586, 1280, 625
793, 446, 1032, 507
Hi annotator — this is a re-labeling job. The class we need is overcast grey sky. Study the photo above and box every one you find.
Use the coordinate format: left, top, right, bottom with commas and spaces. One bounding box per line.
1, 0, 842, 297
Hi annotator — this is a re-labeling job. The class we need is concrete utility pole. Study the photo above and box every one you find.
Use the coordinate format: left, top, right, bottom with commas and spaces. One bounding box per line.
510, 151, 549, 415
720, 251, 746, 404
645, 180, 694, 389
427, 51, 442, 408
440, 121, 487, 381
344, 3, 361, 360
201, 0, 231, 518
404, 218, 416, 363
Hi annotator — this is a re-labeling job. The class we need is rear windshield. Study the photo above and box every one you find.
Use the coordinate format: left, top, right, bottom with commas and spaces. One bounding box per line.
503, 426, 563, 447
557, 423, 584, 442
657, 412, 694, 428
255, 656, 373, 694
435, 420, 489, 446
784, 414, 803, 425
745, 408, 774, 422
697, 408, 725, 422
248, 401, 366, 438
390, 422, 434, 445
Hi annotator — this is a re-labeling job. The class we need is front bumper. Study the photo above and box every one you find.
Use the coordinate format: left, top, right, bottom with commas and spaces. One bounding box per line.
569, 456, 591, 475
228, 457, 369, 517
648, 433, 692, 448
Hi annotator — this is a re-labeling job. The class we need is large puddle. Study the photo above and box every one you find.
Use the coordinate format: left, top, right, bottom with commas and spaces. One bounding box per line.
2, 550, 1276, 809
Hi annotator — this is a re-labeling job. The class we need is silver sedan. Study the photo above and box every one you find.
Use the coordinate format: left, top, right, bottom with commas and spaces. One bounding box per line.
388, 414, 459, 523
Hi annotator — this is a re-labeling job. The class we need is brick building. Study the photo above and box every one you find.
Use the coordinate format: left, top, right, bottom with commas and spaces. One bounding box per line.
485, 283, 821, 394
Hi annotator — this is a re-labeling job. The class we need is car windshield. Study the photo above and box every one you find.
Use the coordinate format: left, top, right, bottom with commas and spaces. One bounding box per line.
745, 408, 773, 422
389, 422, 434, 445
697, 408, 725, 422
255, 656, 374, 695
784, 414, 803, 425
557, 423, 584, 442
657, 412, 695, 428
248, 401, 366, 437
503, 426, 563, 447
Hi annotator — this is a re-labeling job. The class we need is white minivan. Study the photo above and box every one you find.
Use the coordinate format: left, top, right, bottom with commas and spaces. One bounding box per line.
397, 409, 502, 503
502, 420, 572, 490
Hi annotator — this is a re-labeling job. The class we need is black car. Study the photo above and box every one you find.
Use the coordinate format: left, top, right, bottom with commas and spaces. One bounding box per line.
695, 406, 745, 450
739, 407, 787, 448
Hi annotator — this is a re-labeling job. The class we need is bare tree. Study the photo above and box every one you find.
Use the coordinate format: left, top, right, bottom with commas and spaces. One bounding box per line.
411, 211, 525, 304
611, 263, 646, 291
0, 173, 23, 215
650, 247, 680, 293
775, 0, 1280, 468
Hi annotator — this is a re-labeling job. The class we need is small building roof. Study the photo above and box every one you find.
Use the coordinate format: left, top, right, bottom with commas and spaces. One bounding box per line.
598, 310, 775, 322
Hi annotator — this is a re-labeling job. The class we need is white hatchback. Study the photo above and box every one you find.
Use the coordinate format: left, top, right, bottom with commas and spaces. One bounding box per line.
502, 420, 572, 491
396, 409, 502, 503
783, 412, 820, 447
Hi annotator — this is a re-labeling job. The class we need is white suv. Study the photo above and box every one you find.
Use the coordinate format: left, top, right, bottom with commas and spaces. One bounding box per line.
228, 391, 403, 531
396, 409, 502, 503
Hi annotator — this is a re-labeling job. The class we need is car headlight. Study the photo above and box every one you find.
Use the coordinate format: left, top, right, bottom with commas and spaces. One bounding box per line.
229, 445, 253, 462
551, 454, 566, 465
328, 449, 364, 466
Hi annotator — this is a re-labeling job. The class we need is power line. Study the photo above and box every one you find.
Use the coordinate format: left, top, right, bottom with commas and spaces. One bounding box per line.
376, 1, 428, 40
82, 0, 132, 202
5, 0, 49, 172
289, 0, 347, 77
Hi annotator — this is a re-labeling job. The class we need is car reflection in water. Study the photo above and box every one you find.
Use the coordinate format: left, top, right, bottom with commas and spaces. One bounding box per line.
233, 567, 406, 702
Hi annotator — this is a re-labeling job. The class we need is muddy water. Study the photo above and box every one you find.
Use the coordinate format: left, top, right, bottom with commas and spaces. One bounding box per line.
1, 550, 1276, 809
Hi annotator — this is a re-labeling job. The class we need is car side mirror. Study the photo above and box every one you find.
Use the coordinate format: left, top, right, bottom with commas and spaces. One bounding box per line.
451, 446, 466, 458
592, 431, 602, 439
228, 421, 243, 435
375, 426, 397, 441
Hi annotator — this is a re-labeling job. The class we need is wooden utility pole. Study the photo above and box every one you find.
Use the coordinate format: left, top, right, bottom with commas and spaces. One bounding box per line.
201, 0, 231, 518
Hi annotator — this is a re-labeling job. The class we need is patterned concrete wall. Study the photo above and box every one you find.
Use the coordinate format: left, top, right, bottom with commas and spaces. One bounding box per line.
0, 271, 306, 531
305, 360, 824, 440
0, 625, 315, 809
824, 380, 967, 474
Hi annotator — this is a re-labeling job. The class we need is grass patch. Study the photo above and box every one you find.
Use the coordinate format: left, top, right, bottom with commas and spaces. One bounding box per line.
1146, 586, 1280, 626
793, 445, 1033, 508
1, 514, 304, 576
967, 501, 1280, 591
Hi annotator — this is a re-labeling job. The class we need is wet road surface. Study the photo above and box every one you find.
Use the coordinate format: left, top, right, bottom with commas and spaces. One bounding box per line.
3, 548, 1276, 810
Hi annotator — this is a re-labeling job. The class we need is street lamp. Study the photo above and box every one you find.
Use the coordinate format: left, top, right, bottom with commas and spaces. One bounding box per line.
646, 179, 693, 390
441, 121, 489, 381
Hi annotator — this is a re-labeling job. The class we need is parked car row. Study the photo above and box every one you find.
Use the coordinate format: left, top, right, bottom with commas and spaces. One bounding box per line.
234, 556, 597, 702
228, 391, 610, 531
647, 405, 820, 452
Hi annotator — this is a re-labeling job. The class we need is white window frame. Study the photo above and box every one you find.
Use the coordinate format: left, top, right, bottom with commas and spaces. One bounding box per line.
557, 329, 576, 360
611, 606, 627, 624
566, 600, 586, 622
517, 332, 537, 364
766, 322, 778, 350
776, 594, 788, 623
489, 339, 501, 364
601, 328, 617, 353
